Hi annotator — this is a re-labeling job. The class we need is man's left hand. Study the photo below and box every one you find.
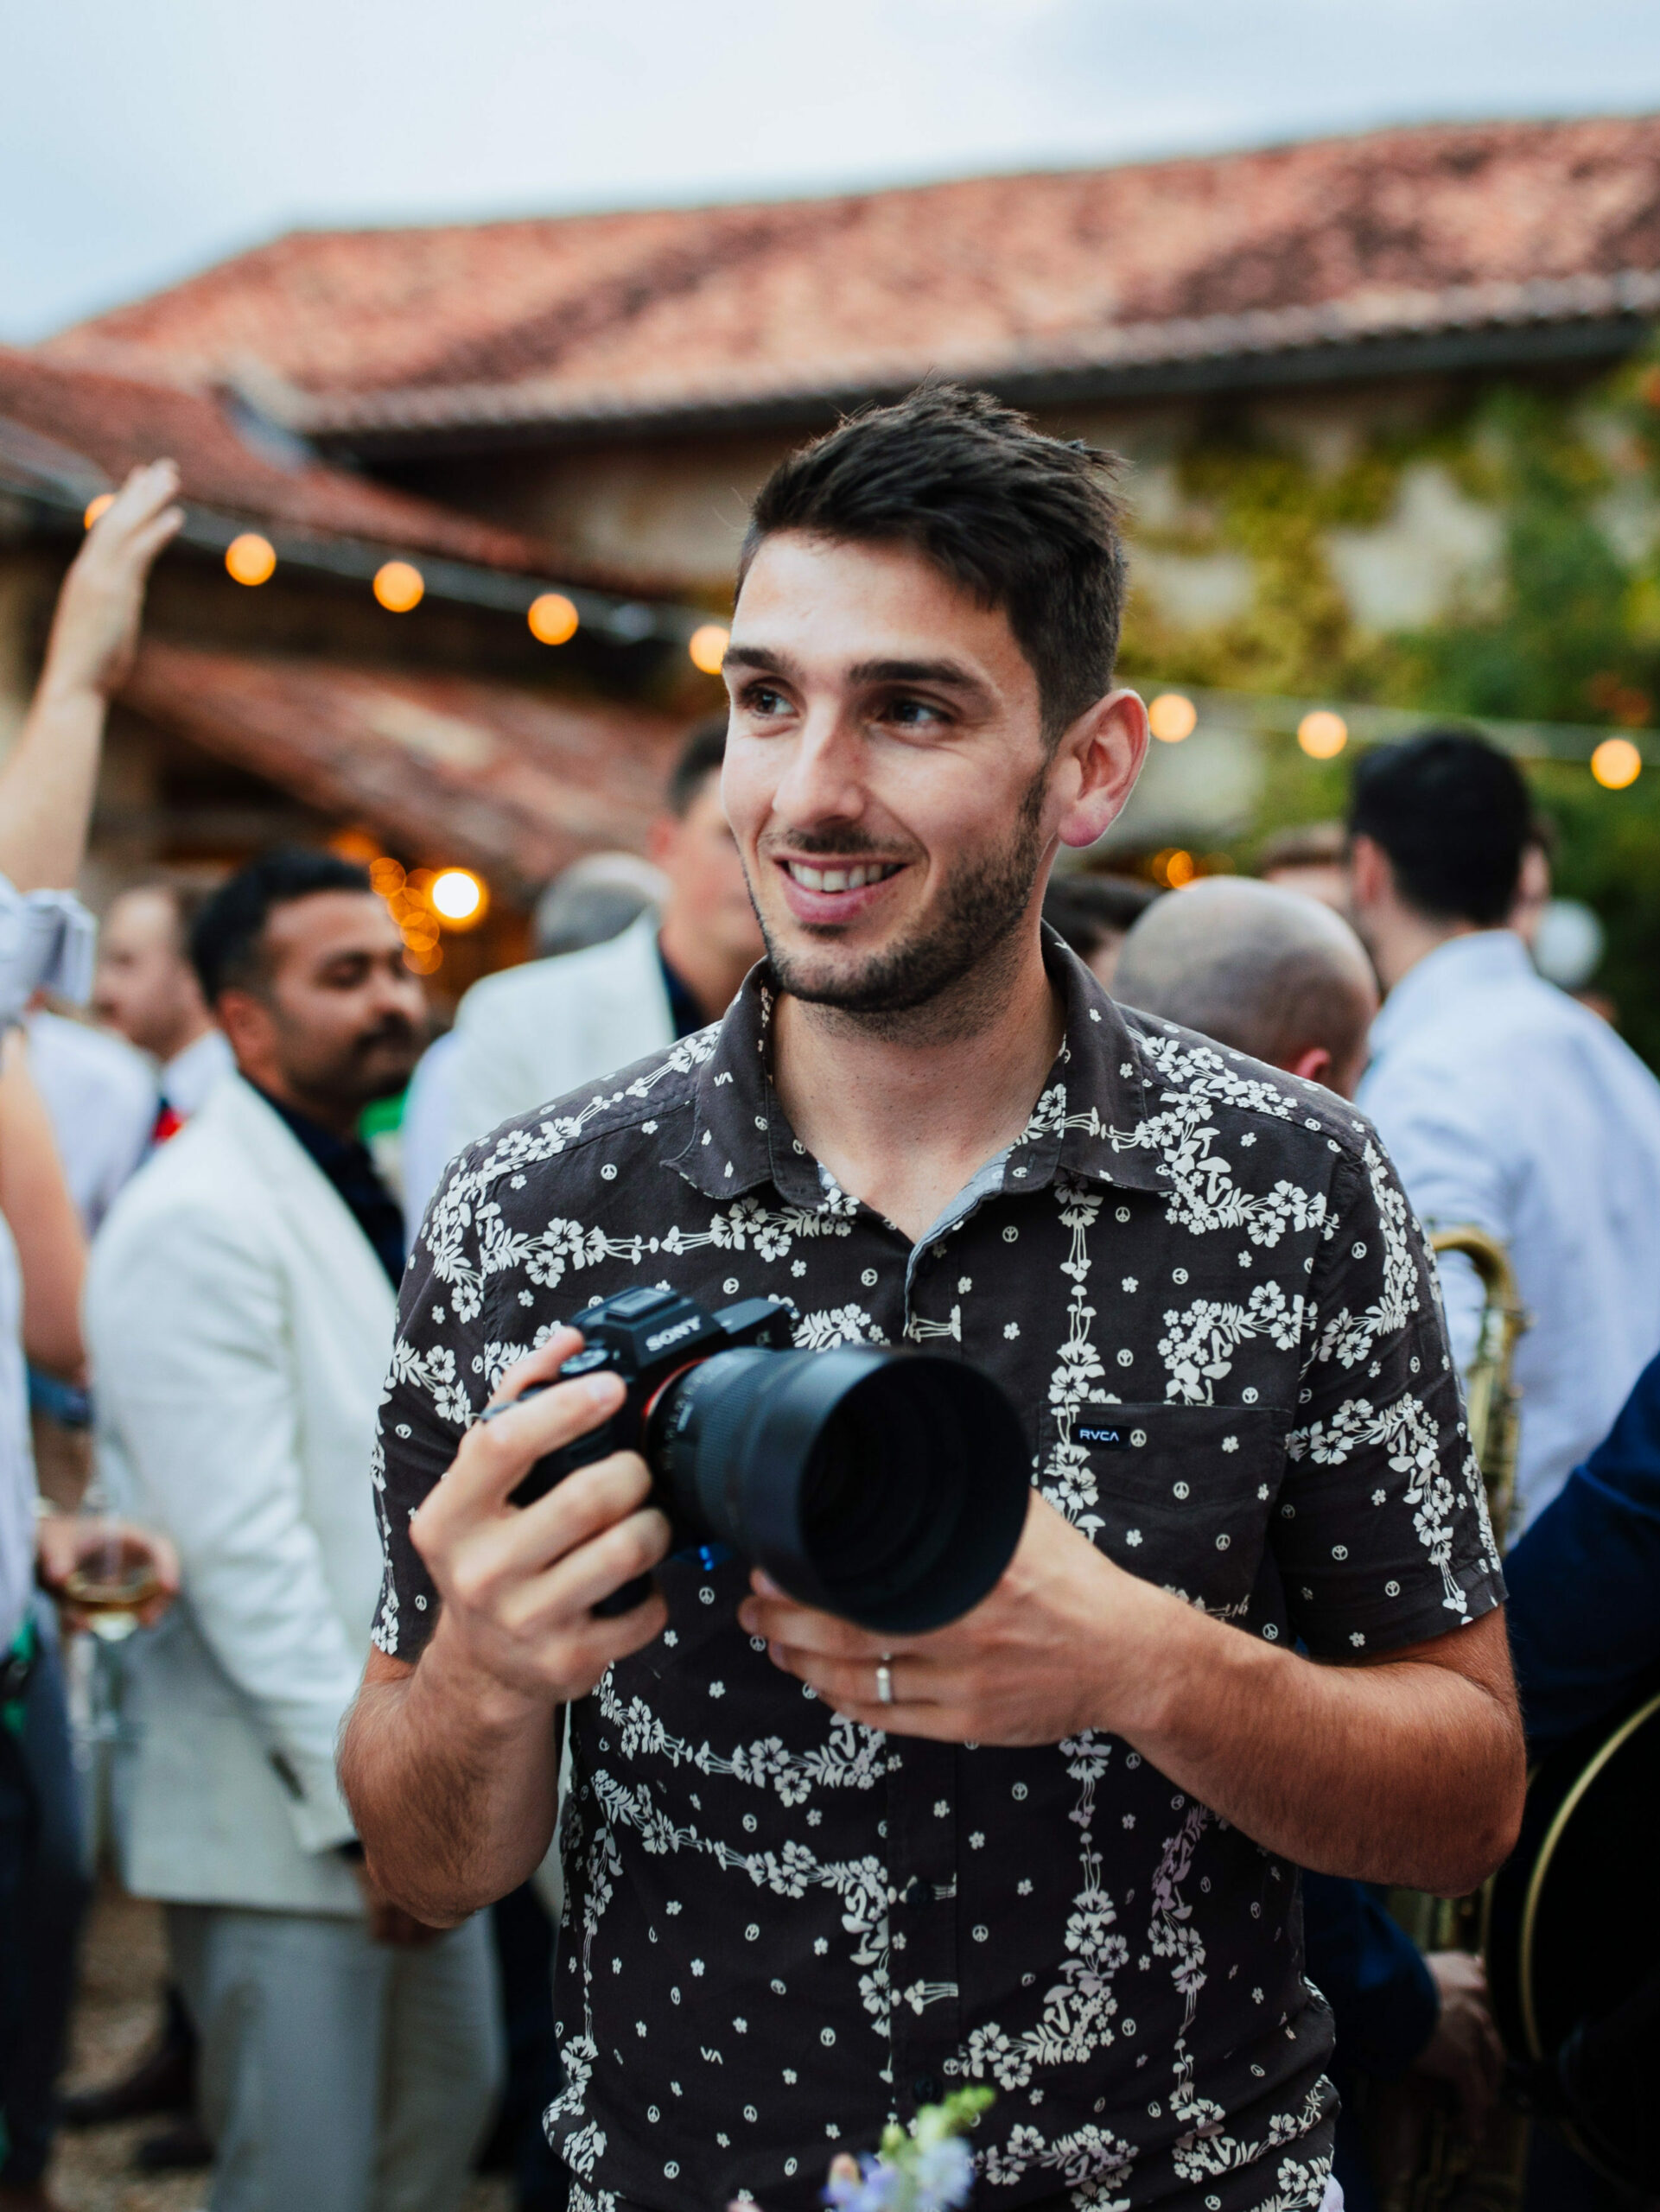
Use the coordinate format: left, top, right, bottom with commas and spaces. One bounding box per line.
737, 1489, 1165, 1744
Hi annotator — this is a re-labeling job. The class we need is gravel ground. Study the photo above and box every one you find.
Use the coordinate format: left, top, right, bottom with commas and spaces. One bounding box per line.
48, 1881, 511, 2212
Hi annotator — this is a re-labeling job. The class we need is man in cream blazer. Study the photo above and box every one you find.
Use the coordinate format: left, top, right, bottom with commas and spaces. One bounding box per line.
88, 850, 499, 2212
402, 719, 764, 1230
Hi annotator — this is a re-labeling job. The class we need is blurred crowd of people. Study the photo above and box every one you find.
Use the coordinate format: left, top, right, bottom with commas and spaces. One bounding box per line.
2, 454, 1659, 2212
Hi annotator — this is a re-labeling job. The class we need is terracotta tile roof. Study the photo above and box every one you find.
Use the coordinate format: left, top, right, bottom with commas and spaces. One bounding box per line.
46, 116, 1660, 440
0, 346, 658, 587
121, 642, 684, 898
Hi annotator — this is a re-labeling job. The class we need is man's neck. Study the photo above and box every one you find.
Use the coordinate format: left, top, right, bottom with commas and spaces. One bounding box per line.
769, 929, 1064, 1246
657, 912, 752, 1026
243, 1066, 361, 1143
159, 1008, 216, 1070
1368, 907, 1482, 995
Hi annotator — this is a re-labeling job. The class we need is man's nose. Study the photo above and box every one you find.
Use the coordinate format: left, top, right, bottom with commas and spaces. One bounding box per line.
770, 712, 867, 829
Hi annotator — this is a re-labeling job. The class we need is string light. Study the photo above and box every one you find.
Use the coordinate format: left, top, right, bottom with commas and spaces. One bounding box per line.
1297, 709, 1348, 760
373, 560, 425, 613
83, 493, 114, 530
1591, 736, 1643, 790
225, 532, 277, 587
429, 868, 487, 927
689, 624, 729, 675
1148, 692, 1198, 743
528, 592, 579, 645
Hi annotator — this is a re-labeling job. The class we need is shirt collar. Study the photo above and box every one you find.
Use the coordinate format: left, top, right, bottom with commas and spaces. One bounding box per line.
667, 928, 1167, 1215
1369, 927, 1535, 1058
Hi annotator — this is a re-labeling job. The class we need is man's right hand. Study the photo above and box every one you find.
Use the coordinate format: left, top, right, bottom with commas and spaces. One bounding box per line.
1416, 1949, 1505, 2131
410, 1326, 671, 1716
41, 461, 183, 703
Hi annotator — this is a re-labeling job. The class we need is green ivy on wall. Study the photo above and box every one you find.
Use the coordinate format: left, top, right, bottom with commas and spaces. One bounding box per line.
1114, 351, 1660, 1066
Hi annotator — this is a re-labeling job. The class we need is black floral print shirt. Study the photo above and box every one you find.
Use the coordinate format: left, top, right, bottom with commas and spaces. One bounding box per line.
373, 936, 1502, 2212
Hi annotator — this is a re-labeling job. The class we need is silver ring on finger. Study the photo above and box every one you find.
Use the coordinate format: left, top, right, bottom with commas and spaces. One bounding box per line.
875, 1654, 895, 1706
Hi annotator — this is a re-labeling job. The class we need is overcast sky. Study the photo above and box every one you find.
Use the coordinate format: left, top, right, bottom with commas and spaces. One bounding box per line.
4, 0, 1659, 342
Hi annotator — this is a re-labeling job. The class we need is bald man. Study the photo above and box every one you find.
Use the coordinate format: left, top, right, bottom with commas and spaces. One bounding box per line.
1114, 875, 1504, 2211
1113, 874, 1378, 1099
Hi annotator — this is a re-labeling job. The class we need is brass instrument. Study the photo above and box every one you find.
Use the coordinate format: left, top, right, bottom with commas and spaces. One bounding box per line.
1428, 1226, 1528, 1554
1365, 1226, 1530, 2212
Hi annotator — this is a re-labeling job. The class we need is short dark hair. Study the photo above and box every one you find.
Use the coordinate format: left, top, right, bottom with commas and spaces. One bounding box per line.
741, 384, 1127, 744
1042, 873, 1159, 958
667, 716, 727, 817
1349, 730, 1531, 927
191, 847, 375, 1003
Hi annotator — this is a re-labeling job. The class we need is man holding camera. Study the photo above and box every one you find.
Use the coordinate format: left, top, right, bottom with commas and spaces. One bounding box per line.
343, 388, 1523, 2212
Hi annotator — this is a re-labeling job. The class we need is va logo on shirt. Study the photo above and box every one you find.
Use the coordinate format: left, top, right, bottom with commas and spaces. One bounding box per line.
1077, 1422, 1130, 1450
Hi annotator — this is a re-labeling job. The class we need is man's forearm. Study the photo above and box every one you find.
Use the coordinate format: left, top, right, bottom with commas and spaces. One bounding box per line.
1110, 1598, 1523, 1895
340, 1643, 561, 1924
0, 682, 105, 893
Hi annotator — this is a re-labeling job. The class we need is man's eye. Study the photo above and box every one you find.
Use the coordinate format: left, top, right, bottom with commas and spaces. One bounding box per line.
884, 696, 946, 728
744, 685, 790, 717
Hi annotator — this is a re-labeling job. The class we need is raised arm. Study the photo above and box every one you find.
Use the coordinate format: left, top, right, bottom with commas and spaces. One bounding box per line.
0, 461, 181, 893
0, 1027, 86, 1376
340, 1329, 671, 1924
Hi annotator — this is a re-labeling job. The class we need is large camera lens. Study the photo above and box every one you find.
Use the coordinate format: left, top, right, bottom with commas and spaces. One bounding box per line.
652, 1346, 1030, 1632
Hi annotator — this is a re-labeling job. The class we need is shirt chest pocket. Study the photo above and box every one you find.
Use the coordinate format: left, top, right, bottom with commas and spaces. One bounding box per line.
1064, 1405, 1289, 1624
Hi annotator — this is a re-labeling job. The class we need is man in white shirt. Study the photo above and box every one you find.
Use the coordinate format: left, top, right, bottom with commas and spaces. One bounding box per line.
92, 881, 234, 1135
1352, 729, 1660, 1532
20, 1008, 155, 1235
404, 718, 763, 1227
88, 849, 499, 2212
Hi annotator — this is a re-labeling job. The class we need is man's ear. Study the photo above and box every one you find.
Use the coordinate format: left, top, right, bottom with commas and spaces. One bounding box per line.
212, 986, 270, 1065
646, 814, 678, 868
1348, 833, 1389, 910
1283, 1045, 1335, 1089
1053, 690, 1149, 852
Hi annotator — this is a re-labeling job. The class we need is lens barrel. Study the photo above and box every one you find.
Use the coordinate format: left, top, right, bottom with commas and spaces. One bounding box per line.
652, 1346, 1029, 1632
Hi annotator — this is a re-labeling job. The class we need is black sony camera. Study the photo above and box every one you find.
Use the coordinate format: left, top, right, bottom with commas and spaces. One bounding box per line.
501, 1285, 1029, 1632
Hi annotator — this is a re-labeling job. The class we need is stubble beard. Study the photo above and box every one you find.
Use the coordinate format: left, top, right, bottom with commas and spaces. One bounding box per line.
756, 767, 1050, 1039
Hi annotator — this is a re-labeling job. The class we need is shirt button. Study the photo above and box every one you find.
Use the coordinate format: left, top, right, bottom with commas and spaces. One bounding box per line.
913, 2072, 943, 2106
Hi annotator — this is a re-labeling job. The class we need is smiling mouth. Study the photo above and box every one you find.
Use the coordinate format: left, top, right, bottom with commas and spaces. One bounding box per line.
781, 860, 905, 893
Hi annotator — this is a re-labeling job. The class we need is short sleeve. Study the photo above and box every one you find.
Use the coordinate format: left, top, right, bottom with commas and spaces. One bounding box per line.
1275, 1133, 1504, 1659
371, 1148, 493, 1661
0, 877, 95, 1028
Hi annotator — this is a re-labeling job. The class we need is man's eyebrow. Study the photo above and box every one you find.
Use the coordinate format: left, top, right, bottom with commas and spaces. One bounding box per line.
848, 656, 989, 696
722, 644, 800, 680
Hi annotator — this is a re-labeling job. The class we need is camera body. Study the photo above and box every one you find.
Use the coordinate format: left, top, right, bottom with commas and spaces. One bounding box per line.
509, 1285, 793, 1503
498, 1282, 1031, 1633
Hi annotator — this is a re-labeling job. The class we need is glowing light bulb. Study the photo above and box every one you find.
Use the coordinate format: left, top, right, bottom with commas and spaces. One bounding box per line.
1591, 736, 1643, 790
689, 624, 729, 676
1297, 710, 1348, 760
528, 592, 579, 645
83, 493, 115, 530
1148, 692, 1198, 743
1165, 849, 1196, 887
373, 560, 424, 613
429, 868, 487, 926
225, 532, 277, 586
